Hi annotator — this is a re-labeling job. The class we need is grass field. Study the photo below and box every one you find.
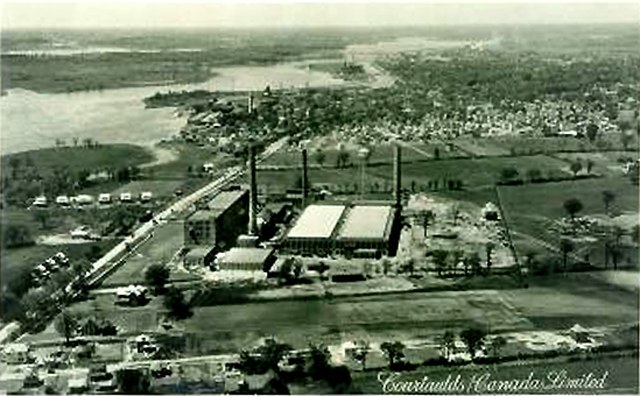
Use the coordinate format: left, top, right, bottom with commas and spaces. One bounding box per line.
101, 221, 189, 287
255, 154, 570, 193
170, 273, 636, 355
1, 144, 153, 176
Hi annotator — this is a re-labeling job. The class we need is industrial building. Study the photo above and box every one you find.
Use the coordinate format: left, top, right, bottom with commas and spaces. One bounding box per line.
284, 202, 400, 258
184, 246, 217, 267
282, 144, 403, 258
215, 247, 276, 271
184, 189, 249, 249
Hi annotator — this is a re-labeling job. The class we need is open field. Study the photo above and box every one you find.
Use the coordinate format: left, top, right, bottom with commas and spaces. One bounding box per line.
48, 272, 636, 355
255, 154, 570, 193
101, 221, 191, 287
1, 144, 153, 176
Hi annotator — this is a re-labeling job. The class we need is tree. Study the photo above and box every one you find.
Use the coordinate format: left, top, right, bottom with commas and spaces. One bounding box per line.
163, 287, 191, 320
489, 336, 507, 358
485, 242, 495, 274
145, 264, 170, 295
467, 252, 482, 276
526, 168, 542, 183
441, 330, 455, 360
585, 159, 595, 175
380, 341, 405, 369
586, 123, 598, 142
314, 149, 326, 167
432, 250, 448, 276
55, 310, 78, 344
403, 257, 415, 276
560, 238, 574, 274
239, 338, 292, 375
563, 198, 583, 219
621, 132, 633, 150
419, 209, 435, 237
451, 250, 464, 275
326, 365, 352, 393
459, 327, 486, 359
499, 167, 520, 184
352, 341, 370, 371
602, 190, 615, 214
308, 343, 331, 379
569, 160, 582, 177
32, 210, 50, 229
116, 369, 150, 394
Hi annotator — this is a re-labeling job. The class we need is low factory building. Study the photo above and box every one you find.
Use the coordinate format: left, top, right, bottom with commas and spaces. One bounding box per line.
284, 204, 346, 256
336, 205, 396, 258
284, 202, 400, 257
215, 247, 276, 271
184, 246, 217, 267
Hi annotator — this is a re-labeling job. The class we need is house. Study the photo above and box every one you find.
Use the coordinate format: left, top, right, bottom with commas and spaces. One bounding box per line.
33, 196, 48, 207
119, 192, 133, 203
482, 202, 500, 221
56, 195, 71, 206
75, 194, 94, 205
2, 343, 32, 364
140, 192, 153, 202
115, 285, 148, 305
98, 193, 112, 204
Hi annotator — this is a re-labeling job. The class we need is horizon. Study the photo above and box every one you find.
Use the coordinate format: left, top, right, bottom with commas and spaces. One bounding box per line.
2, 2, 639, 30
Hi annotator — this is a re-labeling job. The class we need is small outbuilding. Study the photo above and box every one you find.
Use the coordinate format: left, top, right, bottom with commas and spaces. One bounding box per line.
215, 248, 276, 271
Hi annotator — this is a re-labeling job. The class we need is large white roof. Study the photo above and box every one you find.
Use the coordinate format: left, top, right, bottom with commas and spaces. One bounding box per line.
338, 205, 393, 239
287, 205, 346, 239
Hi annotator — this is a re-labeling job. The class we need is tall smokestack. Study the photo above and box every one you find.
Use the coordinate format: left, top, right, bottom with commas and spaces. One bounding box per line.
248, 93, 254, 114
301, 148, 309, 207
248, 144, 258, 235
393, 143, 401, 208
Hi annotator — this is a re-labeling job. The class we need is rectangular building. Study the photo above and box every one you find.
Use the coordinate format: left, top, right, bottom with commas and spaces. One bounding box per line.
216, 247, 276, 271
336, 205, 395, 258
184, 189, 249, 249
285, 204, 347, 255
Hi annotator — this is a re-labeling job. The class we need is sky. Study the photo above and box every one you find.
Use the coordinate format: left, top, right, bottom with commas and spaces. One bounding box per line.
2, 1, 639, 30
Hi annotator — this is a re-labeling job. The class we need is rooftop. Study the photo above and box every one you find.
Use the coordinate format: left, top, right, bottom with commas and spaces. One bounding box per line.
286, 205, 346, 239
185, 246, 215, 259
218, 247, 275, 264
337, 205, 394, 240
207, 189, 248, 212
188, 210, 217, 222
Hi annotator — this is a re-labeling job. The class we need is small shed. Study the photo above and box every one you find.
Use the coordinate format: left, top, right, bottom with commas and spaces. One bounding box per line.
184, 246, 216, 267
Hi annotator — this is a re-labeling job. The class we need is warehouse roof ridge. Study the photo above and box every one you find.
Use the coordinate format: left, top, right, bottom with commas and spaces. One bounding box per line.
286, 204, 347, 239
337, 205, 394, 240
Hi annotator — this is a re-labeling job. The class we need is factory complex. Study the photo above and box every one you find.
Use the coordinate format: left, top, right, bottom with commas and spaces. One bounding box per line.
181, 144, 404, 273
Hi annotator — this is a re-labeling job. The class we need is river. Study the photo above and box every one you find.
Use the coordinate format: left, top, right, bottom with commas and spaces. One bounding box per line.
0, 63, 345, 155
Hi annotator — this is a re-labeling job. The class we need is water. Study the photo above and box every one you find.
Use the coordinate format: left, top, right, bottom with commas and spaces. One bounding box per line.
0, 63, 345, 155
